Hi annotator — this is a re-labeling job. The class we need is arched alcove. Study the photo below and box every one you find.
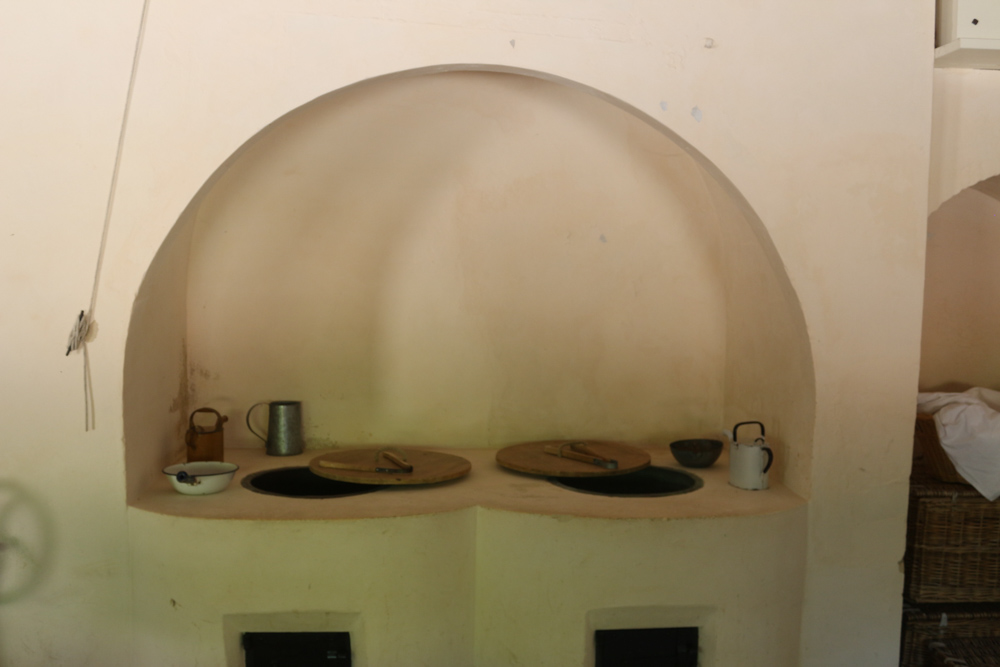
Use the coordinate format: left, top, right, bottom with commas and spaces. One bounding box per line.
124, 68, 814, 504
921, 174, 1000, 392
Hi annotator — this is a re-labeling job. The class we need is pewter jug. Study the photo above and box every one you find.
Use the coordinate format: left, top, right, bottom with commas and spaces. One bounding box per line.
246, 401, 305, 456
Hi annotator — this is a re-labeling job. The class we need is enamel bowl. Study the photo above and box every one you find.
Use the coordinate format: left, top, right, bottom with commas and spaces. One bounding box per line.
163, 461, 239, 495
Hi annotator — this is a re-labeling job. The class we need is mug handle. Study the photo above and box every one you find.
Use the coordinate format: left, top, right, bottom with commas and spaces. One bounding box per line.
246, 402, 269, 442
761, 445, 774, 474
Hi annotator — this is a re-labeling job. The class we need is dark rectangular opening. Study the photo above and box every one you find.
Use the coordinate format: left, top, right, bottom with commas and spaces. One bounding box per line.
242, 632, 351, 666
594, 627, 698, 667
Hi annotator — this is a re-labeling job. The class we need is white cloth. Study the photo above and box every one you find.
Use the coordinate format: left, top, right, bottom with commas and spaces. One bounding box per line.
917, 388, 1000, 501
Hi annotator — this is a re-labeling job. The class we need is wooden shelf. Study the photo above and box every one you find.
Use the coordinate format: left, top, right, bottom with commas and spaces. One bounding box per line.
936, 39, 1000, 69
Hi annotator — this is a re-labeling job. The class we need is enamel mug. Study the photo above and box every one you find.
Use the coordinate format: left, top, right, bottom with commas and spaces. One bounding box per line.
729, 420, 774, 491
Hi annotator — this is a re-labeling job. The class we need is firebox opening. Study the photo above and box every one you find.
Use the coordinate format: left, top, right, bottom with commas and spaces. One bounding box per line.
242, 631, 351, 666
594, 627, 698, 667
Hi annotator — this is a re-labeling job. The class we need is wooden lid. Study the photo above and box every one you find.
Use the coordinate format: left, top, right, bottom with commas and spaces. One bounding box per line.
309, 447, 472, 486
495, 440, 650, 477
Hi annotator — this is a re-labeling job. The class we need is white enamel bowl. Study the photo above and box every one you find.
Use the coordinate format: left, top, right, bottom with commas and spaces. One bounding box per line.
163, 461, 239, 495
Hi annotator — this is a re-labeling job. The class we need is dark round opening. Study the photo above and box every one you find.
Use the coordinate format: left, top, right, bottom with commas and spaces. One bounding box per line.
548, 466, 702, 497
242, 467, 383, 498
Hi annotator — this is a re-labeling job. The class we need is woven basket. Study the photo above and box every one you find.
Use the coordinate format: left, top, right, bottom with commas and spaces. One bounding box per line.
905, 473, 1000, 603
902, 605, 1000, 667
915, 413, 971, 486
928, 636, 1000, 666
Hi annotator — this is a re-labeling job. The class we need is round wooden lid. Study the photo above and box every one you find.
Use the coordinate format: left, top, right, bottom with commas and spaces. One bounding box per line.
309, 447, 472, 486
495, 440, 651, 478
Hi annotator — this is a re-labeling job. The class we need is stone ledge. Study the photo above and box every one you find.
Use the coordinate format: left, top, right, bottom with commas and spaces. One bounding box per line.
131, 446, 804, 521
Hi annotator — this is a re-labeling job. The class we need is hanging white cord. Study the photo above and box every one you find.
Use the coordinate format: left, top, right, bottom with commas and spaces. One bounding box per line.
65, 0, 151, 431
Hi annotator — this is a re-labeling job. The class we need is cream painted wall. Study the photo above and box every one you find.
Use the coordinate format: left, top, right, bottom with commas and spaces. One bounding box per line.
1, 1, 934, 666
126, 504, 806, 666
708, 172, 815, 496
124, 216, 193, 504
924, 69, 1000, 395
129, 510, 477, 666
0, 0, 143, 663
183, 72, 728, 450
475, 508, 807, 666
921, 184, 1000, 391
930, 69, 1000, 212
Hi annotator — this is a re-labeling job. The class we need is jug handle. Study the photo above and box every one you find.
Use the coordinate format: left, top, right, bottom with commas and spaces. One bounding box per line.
761, 442, 774, 474
246, 402, 269, 442
732, 421, 765, 442
189, 407, 226, 433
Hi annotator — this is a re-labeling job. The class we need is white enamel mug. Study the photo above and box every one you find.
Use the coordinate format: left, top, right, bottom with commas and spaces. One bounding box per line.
729, 421, 774, 491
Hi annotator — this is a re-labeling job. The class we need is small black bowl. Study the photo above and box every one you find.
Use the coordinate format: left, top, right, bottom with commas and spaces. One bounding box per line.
669, 439, 724, 468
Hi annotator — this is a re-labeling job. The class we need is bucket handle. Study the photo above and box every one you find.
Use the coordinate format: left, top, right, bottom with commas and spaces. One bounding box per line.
188, 407, 227, 434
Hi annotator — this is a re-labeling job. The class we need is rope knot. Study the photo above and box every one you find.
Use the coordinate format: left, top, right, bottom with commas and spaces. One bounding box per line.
65, 311, 93, 356
65, 310, 96, 430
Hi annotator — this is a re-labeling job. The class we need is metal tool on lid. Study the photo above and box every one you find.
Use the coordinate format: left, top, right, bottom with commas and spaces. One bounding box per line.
316, 447, 414, 474
495, 440, 649, 478
542, 441, 618, 470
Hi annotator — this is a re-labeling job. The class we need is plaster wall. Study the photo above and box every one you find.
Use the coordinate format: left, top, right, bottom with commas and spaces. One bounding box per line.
0, 1, 933, 666
128, 504, 805, 666
181, 72, 729, 452
708, 172, 814, 496
124, 217, 193, 504
930, 69, 1000, 212
128, 510, 477, 666
923, 68, 1000, 394
0, 0, 143, 662
921, 184, 1000, 391
475, 508, 807, 666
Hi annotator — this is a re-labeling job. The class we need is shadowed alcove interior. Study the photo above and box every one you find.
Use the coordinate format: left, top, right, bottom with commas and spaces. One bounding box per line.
921, 174, 1000, 392
123, 68, 814, 504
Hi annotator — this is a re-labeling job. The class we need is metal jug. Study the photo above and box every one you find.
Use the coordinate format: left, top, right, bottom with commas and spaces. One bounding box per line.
246, 401, 305, 456
729, 420, 773, 490
185, 407, 228, 462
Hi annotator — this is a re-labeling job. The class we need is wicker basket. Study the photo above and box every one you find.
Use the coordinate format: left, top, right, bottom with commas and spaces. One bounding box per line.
915, 413, 971, 486
905, 473, 1000, 603
902, 604, 1000, 667
928, 636, 1000, 666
